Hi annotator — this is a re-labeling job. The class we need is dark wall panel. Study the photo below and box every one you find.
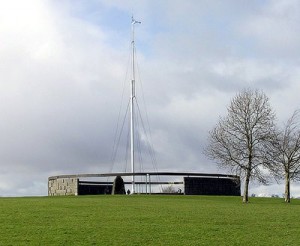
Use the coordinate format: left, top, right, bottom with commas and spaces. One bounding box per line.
184, 177, 240, 196
78, 183, 112, 195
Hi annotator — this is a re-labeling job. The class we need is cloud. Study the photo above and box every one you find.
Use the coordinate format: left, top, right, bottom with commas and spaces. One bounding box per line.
240, 0, 300, 58
1, 0, 300, 196
0, 0, 127, 195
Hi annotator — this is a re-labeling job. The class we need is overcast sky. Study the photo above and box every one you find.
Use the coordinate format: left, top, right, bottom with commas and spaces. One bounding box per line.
1, 0, 300, 197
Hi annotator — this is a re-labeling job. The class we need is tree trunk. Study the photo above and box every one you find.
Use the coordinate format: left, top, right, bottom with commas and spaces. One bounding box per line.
243, 169, 251, 203
285, 172, 290, 203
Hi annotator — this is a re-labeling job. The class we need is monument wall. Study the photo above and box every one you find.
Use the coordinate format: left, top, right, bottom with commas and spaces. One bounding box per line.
48, 177, 78, 196
78, 181, 112, 195
184, 177, 240, 196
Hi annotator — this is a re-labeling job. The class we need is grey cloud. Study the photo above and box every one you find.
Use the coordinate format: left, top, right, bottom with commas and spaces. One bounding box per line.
1, 0, 300, 197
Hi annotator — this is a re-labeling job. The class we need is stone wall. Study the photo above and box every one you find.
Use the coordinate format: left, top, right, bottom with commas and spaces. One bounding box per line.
48, 177, 78, 196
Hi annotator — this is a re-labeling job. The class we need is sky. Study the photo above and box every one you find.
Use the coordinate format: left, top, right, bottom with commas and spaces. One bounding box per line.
1, 0, 300, 197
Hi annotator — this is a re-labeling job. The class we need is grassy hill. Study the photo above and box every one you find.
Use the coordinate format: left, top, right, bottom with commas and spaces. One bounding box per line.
0, 195, 299, 245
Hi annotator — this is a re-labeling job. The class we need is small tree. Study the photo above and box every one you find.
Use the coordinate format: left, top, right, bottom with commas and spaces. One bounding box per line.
112, 176, 126, 195
266, 110, 300, 203
205, 89, 276, 203
161, 185, 177, 194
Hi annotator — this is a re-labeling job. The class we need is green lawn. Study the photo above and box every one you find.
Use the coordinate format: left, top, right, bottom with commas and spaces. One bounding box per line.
0, 195, 299, 245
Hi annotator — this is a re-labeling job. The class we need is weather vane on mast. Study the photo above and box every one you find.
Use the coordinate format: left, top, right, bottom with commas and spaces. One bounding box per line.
132, 16, 141, 25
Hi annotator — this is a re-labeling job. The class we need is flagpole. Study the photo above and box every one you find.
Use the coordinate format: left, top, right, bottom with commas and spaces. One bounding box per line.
130, 16, 141, 194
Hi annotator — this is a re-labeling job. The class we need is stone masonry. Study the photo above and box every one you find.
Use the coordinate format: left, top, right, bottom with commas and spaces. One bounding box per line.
48, 177, 78, 196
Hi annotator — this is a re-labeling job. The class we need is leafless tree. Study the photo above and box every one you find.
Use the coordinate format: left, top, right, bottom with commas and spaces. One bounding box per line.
205, 89, 276, 203
266, 110, 300, 203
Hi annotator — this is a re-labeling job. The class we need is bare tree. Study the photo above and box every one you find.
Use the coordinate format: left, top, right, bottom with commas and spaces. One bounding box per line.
161, 185, 177, 194
266, 110, 300, 203
205, 89, 276, 203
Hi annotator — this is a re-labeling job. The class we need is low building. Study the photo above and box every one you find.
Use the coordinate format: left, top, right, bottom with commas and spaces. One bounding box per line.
48, 172, 241, 196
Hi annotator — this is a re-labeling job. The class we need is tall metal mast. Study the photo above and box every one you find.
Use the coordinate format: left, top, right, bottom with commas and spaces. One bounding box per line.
130, 16, 141, 194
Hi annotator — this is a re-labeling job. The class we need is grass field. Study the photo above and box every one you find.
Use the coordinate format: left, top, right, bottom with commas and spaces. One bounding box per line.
0, 195, 299, 245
